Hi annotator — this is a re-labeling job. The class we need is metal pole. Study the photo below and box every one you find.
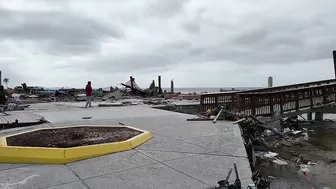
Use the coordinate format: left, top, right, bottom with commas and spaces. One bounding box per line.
333, 51, 336, 78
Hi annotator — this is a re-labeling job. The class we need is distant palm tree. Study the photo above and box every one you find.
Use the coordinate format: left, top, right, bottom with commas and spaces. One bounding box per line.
3, 78, 9, 89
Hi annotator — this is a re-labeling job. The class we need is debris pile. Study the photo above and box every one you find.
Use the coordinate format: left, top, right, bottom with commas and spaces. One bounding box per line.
235, 115, 324, 188
187, 105, 243, 122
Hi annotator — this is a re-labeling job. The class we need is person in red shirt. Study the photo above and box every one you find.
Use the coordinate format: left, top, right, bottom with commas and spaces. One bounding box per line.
85, 81, 93, 108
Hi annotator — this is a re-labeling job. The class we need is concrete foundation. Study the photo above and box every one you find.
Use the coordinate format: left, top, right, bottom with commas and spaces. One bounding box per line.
315, 112, 324, 121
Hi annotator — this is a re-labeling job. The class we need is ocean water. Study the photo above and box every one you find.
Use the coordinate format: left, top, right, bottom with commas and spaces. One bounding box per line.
45, 87, 261, 94
162, 87, 261, 94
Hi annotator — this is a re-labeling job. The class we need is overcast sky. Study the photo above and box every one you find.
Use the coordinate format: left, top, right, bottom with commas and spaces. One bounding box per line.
0, 0, 336, 89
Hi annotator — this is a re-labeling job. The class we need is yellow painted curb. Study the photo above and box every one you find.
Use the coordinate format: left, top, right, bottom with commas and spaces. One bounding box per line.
0, 125, 152, 164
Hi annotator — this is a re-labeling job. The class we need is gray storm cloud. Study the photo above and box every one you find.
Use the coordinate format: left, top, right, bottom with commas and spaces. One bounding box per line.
0, 8, 124, 55
0, 0, 335, 87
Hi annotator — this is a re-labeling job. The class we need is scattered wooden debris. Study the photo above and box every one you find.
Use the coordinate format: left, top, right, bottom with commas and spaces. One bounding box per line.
213, 106, 224, 123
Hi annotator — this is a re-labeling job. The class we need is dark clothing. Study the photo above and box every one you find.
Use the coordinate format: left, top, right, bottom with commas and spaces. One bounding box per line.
85, 84, 92, 96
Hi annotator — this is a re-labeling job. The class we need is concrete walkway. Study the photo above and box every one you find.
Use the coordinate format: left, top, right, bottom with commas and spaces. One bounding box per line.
0, 103, 253, 189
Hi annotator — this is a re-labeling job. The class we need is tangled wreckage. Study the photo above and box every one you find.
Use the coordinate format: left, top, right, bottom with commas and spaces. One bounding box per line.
191, 104, 326, 189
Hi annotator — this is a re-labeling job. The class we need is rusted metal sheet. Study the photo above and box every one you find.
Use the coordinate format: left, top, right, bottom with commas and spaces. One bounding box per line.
0, 111, 47, 129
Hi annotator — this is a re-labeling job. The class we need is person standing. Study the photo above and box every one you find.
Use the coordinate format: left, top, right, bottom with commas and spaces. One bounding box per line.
85, 81, 92, 108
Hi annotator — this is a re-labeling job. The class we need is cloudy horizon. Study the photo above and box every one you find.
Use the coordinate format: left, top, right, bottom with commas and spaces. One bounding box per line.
0, 0, 335, 89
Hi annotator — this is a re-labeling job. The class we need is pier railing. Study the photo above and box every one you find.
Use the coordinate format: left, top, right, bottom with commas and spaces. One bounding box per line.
237, 83, 336, 116
238, 78, 336, 93
200, 80, 336, 116
200, 92, 236, 112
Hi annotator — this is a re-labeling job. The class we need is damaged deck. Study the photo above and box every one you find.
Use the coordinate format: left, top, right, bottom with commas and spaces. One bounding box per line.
0, 111, 47, 129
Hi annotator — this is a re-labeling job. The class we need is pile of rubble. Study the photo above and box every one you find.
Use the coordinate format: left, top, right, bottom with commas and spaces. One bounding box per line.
237, 115, 323, 188
190, 105, 324, 188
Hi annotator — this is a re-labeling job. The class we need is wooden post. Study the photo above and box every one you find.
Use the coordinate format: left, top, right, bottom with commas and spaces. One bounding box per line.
269, 94, 274, 117
251, 94, 256, 116
322, 86, 327, 104
215, 95, 218, 108
200, 95, 204, 112
236, 94, 241, 112
279, 92, 284, 115
309, 90, 314, 108
295, 92, 299, 111
231, 94, 235, 109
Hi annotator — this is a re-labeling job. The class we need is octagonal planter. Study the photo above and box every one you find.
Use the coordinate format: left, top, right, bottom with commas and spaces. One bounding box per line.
0, 125, 152, 164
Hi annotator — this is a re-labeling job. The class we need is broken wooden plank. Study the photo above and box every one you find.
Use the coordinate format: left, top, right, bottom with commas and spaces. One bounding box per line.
249, 115, 284, 137
213, 106, 224, 123
233, 118, 246, 124
187, 118, 213, 121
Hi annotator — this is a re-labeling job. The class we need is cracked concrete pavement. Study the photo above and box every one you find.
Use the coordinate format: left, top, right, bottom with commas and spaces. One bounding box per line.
0, 103, 253, 189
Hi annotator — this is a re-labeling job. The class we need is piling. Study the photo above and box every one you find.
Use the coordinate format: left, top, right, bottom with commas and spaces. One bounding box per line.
0, 71, 2, 86
158, 76, 162, 94
170, 80, 174, 93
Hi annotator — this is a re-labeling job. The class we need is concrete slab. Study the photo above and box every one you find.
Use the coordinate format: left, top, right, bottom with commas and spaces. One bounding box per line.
68, 150, 156, 180
0, 163, 30, 171
43, 181, 88, 189
34, 106, 187, 123
63, 114, 223, 140
48, 121, 76, 127
137, 150, 199, 162
137, 132, 176, 146
94, 115, 224, 139
0, 104, 253, 189
84, 163, 210, 189
164, 154, 253, 187
0, 123, 52, 137
136, 140, 214, 162
0, 165, 78, 189
183, 134, 246, 156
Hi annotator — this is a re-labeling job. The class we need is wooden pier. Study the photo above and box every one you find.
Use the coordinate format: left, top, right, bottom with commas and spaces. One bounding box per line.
200, 79, 336, 119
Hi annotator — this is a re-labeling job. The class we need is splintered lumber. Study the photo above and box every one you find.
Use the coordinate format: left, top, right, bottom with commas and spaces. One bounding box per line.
233, 118, 246, 124
249, 115, 284, 137
213, 106, 224, 123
